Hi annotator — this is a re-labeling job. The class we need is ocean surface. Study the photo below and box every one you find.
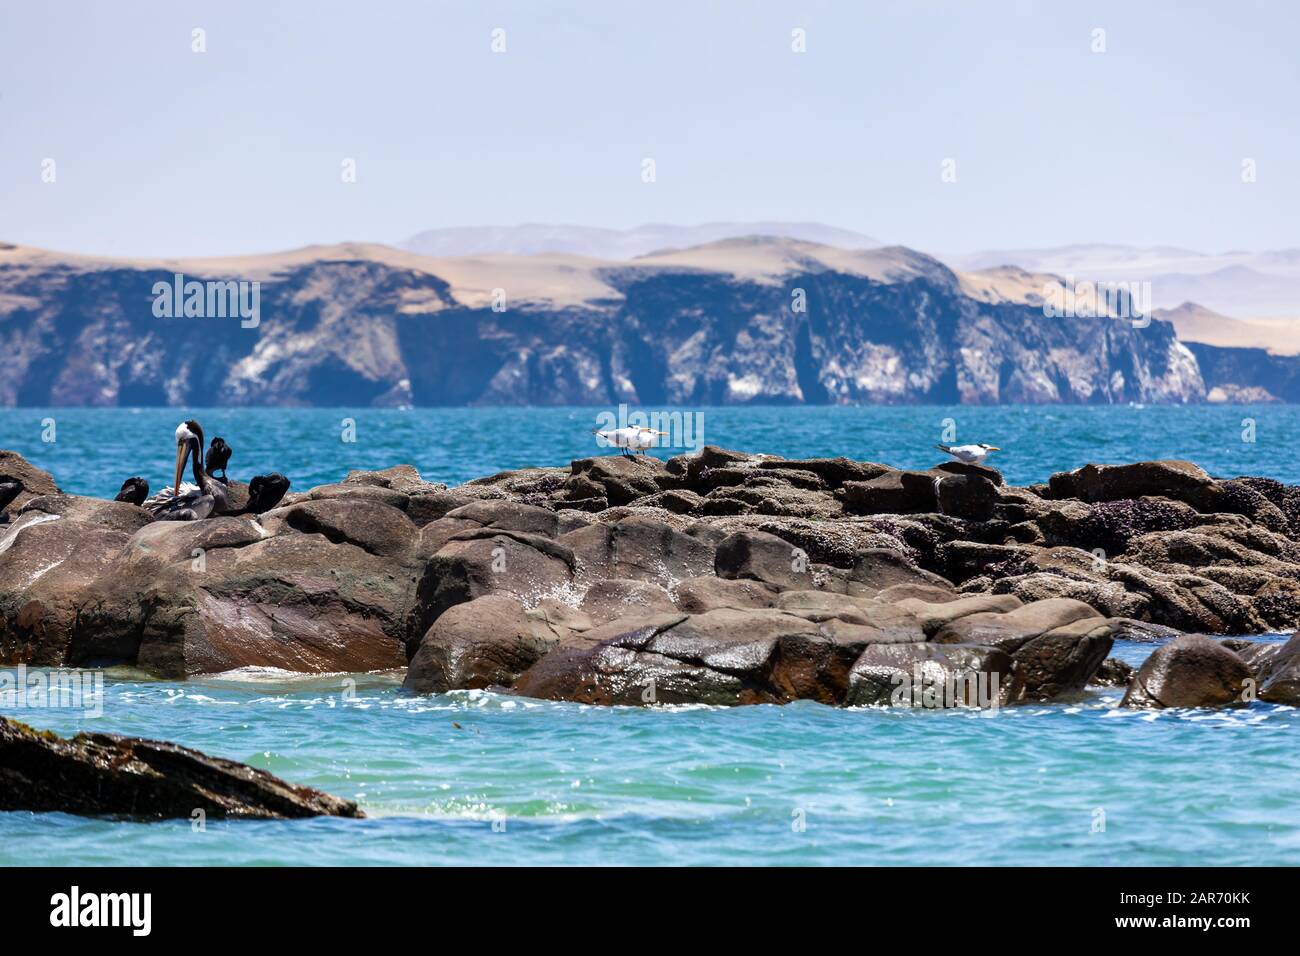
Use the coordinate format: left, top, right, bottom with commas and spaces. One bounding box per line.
2, 405, 1299, 866
1, 403, 1298, 496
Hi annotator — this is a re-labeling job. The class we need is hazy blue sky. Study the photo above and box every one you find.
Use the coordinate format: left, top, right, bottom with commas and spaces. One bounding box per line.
2, 0, 1295, 257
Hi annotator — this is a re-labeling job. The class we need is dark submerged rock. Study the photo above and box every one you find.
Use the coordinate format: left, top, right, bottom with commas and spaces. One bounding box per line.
0, 715, 361, 819
1093, 656, 1135, 687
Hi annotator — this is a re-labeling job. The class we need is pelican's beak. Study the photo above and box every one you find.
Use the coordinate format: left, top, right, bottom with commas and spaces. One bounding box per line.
173, 440, 190, 494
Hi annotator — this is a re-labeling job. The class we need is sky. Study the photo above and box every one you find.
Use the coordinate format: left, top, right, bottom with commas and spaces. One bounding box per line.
1, 0, 1296, 258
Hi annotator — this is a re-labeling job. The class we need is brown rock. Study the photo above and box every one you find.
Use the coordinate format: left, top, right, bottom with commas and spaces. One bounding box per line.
1120, 634, 1252, 708
403, 594, 567, 693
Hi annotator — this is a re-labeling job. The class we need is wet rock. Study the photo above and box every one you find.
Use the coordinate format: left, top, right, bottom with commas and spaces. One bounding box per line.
511, 606, 897, 707
93, 516, 417, 676
0, 715, 361, 819
7, 448, 1300, 699
844, 643, 1011, 708
1094, 656, 1135, 686
1234, 639, 1284, 685
1111, 619, 1182, 642
412, 529, 576, 647
403, 594, 570, 693
1258, 633, 1300, 705
1120, 634, 1252, 709
511, 613, 740, 706
1006, 617, 1115, 701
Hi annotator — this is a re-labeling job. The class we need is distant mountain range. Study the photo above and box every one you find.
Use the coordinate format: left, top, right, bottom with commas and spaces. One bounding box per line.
399, 222, 882, 260
945, 243, 1300, 335
7, 232, 1296, 407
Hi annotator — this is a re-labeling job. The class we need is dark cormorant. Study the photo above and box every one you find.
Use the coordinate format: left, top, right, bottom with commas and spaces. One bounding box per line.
242, 473, 291, 514
114, 477, 150, 506
205, 437, 232, 484
0, 480, 21, 523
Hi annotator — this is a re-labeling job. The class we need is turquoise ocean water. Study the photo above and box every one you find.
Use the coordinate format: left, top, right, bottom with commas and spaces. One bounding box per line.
2, 405, 1298, 866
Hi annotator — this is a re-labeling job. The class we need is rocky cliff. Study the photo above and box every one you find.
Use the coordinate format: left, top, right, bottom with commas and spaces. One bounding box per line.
1, 237, 1258, 407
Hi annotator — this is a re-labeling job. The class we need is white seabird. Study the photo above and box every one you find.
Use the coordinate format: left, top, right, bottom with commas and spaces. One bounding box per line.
935, 443, 1002, 465
593, 426, 668, 457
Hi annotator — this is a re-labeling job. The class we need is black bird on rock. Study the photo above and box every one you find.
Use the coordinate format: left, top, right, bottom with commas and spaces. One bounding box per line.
0, 480, 21, 523
114, 477, 150, 506
242, 473, 291, 514
205, 437, 232, 484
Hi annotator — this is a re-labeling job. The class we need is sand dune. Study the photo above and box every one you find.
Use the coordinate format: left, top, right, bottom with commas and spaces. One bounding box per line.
1155, 302, 1300, 356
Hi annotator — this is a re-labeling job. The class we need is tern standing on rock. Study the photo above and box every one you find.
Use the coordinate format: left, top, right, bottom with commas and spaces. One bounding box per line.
936, 443, 1001, 465
593, 426, 668, 457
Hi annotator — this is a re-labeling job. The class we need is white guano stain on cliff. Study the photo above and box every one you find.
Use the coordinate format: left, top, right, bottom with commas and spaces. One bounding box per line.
0, 512, 62, 556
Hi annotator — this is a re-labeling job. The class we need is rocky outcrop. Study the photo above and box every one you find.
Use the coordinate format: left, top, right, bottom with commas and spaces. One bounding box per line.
1120, 635, 1253, 709
4, 445, 1300, 711
0, 715, 361, 819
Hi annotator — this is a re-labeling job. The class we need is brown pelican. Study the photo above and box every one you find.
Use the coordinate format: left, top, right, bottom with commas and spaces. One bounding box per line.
114, 477, 149, 506
205, 437, 232, 484
145, 420, 232, 521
